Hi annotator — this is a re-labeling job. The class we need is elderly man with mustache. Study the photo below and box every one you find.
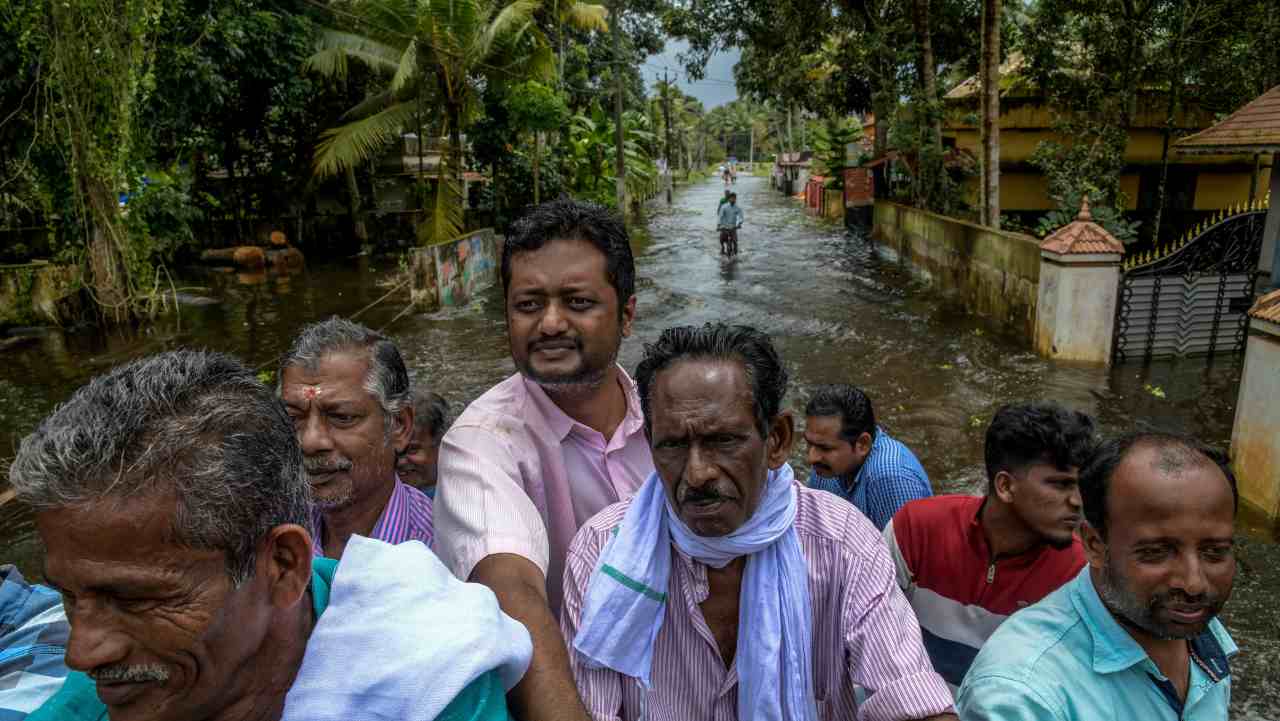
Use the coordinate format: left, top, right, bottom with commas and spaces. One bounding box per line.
278, 317, 433, 559
561, 323, 955, 721
12, 350, 530, 721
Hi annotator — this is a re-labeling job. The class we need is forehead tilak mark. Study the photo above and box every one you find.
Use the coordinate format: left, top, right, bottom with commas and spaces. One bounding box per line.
303, 385, 322, 400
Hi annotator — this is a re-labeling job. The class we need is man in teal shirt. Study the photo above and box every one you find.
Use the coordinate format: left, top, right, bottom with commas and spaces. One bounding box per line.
957, 432, 1238, 720
8, 350, 529, 721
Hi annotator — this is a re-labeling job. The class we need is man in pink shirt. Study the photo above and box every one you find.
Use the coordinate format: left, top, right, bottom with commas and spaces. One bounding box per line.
562, 323, 955, 721
435, 199, 654, 721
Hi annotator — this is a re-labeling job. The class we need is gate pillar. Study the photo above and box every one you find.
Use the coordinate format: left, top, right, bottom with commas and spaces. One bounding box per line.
1035, 197, 1125, 364
1231, 290, 1280, 524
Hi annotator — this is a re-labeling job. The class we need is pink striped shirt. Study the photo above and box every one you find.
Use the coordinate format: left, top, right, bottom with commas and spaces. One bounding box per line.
561, 480, 955, 721
312, 474, 434, 557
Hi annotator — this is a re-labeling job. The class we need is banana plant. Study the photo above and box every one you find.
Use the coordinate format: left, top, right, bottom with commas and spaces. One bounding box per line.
306, 0, 570, 244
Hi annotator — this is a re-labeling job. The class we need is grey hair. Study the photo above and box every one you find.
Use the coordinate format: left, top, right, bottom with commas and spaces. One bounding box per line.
411, 391, 450, 442
277, 317, 411, 426
8, 350, 312, 585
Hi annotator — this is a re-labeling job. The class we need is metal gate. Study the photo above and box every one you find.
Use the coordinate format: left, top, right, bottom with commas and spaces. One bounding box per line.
1114, 202, 1268, 363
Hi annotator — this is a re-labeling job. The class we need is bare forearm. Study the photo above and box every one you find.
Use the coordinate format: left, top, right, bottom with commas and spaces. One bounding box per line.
472, 555, 590, 721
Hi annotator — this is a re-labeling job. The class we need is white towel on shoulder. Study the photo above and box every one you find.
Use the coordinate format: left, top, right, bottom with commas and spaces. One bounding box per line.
283, 535, 533, 721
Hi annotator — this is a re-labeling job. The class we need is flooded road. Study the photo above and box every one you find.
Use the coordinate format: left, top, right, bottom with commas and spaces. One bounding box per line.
1, 175, 1276, 716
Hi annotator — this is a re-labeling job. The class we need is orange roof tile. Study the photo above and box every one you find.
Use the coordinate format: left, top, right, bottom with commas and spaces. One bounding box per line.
1039, 197, 1125, 255
1175, 84, 1280, 153
1249, 289, 1280, 323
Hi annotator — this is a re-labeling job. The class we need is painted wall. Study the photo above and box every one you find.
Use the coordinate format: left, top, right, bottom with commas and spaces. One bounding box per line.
872, 201, 1042, 339
1232, 319, 1280, 523
409, 228, 500, 310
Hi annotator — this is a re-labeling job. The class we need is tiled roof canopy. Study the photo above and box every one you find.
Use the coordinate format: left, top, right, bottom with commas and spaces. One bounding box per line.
1249, 289, 1280, 323
1174, 84, 1280, 153
1039, 197, 1125, 255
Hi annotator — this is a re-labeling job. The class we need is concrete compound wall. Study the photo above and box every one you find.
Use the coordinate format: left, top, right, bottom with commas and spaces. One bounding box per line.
410, 228, 501, 311
872, 201, 1042, 339
1232, 318, 1280, 523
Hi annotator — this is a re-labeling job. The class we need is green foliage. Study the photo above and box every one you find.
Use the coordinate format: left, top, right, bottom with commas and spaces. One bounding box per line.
811, 117, 858, 190
121, 167, 204, 264
1033, 186, 1141, 245
506, 81, 570, 132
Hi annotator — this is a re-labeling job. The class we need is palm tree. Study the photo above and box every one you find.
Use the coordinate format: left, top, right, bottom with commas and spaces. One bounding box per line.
306, 0, 559, 244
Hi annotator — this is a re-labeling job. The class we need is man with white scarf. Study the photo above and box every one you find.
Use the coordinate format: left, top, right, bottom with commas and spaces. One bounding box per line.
560, 323, 956, 721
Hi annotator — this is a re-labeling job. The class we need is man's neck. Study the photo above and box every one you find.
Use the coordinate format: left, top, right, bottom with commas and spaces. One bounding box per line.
213, 602, 314, 721
543, 365, 628, 439
979, 497, 1043, 559
1089, 568, 1192, 698
321, 476, 395, 558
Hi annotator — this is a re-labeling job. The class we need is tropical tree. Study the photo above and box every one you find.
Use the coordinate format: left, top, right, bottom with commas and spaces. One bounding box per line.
306, 0, 561, 244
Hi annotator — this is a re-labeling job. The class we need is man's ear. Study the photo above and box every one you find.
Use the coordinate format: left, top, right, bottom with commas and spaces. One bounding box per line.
391, 405, 414, 454
854, 432, 873, 460
259, 524, 313, 610
620, 294, 637, 338
1081, 522, 1108, 570
767, 411, 796, 470
993, 470, 1017, 504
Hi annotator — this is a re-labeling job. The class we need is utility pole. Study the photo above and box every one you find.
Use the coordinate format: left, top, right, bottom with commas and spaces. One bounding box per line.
609, 0, 626, 212
662, 67, 673, 205
749, 124, 754, 170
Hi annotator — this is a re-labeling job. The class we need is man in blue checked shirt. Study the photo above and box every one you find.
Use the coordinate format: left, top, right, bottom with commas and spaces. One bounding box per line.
0, 565, 69, 720
803, 384, 932, 529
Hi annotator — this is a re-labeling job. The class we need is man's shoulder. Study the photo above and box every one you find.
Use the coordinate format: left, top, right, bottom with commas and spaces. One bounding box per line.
865, 431, 928, 478
896, 494, 980, 528
444, 375, 547, 454
569, 497, 634, 560
965, 580, 1091, 688
451, 374, 527, 426
793, 483, 883, 556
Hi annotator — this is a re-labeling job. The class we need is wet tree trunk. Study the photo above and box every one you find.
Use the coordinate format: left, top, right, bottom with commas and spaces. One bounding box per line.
533, 131, 542, 206
345, 166, 368, 244
913, 0, 942, 209
980, 0, 1001, 228
610, 0, 626, 211
85, 178, 129, 324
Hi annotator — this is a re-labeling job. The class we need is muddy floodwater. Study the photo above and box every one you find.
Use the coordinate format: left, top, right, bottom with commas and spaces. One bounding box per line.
2, 176, 1276, 717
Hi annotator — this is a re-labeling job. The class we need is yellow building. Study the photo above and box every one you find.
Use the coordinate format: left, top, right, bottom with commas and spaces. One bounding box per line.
942, 58, 1272, 215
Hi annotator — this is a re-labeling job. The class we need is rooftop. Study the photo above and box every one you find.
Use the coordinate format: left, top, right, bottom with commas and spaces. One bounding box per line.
1039, 197, 1125, 255
1249, 288, 1280, 324
1174, 84, 1280, 154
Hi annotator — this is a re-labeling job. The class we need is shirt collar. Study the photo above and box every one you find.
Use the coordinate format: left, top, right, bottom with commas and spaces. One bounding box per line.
522, 364, 644, 443
1069, 566, 1238, 675
837, 425, 884, 491
311, 474, 409, 557
368, 474, 410, 543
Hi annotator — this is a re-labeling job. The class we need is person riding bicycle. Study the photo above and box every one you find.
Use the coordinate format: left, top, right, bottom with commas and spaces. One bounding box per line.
717, 192, 744, 256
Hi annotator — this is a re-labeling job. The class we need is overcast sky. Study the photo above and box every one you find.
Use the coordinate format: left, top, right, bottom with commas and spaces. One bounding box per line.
640, 40, 740, 110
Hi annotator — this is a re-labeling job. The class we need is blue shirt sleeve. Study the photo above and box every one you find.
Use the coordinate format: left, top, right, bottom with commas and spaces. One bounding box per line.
862, 467, 931, 531
956, 674, 1065, 721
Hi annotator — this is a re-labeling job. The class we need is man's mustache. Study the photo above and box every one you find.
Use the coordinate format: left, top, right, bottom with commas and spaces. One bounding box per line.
304, 456, 353, 474
678, 487, 731, 505
90, 664, 170, 684
529, 337, 580, 353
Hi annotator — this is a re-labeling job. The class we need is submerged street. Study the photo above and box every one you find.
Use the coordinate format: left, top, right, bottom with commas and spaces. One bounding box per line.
1, 175, 1276, 717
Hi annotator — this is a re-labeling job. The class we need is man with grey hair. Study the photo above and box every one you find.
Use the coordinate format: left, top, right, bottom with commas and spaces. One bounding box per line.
279, 316, 433, 559
11, 350, 532, 721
